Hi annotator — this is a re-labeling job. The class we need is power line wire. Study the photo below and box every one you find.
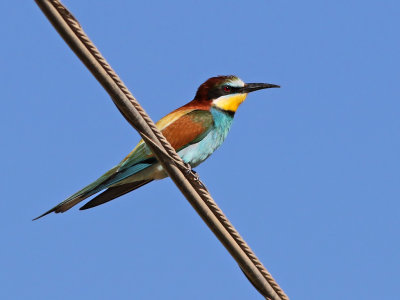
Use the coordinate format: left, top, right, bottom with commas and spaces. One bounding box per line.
34, 1, 289, 299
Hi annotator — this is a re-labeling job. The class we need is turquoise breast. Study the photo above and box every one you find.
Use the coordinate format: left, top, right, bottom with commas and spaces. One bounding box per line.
178, 107, 234, 167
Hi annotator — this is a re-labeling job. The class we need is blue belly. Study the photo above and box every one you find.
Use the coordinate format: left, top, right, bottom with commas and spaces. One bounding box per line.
178, 108, 234, 167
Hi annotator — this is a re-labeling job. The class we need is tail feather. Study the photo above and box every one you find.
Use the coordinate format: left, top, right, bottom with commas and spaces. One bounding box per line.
79, 179, 153, 210
33, 195, 87, 220
33, 166, 119, 221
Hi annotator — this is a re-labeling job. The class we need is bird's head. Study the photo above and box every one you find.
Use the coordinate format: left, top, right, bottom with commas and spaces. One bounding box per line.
194, 75, 279, 114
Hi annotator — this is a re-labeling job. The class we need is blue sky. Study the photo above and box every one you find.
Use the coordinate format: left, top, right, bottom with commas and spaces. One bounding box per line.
1, 1, 399, 299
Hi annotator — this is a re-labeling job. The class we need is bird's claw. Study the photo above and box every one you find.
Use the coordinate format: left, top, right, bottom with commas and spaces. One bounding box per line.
183, 163, 206, 189
184, 163, 197, 178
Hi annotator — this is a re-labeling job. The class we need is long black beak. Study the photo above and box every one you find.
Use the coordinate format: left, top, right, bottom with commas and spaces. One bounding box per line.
242, 83, 280, 93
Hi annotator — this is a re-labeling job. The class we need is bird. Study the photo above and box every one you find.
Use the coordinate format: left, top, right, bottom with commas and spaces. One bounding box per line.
34, 75, 279, 220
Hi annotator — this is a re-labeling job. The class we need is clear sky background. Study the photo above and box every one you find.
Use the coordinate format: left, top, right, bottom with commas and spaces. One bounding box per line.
1, 1, 399, 299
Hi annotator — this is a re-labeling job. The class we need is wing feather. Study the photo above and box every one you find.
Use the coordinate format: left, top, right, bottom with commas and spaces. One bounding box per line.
118, 109, 213, 170
34, 107, 213, 219
79, 180, 153, 210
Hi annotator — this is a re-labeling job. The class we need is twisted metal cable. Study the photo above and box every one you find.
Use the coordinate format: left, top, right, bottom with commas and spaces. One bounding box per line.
195, 186, 288, 300
47, 1, 289, 299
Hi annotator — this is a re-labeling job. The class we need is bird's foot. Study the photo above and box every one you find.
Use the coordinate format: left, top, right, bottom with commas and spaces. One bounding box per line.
183, 163, 206, 189
183, 162, 197, 178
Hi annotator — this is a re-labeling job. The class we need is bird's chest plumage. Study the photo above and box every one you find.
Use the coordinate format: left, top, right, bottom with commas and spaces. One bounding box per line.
178, 107, 234, 167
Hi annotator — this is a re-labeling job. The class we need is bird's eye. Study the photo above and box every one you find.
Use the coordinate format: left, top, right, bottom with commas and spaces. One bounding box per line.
223, 85, 231, 93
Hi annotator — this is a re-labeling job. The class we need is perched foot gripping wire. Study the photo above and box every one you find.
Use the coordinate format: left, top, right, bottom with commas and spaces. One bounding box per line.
34, 1, 289, 299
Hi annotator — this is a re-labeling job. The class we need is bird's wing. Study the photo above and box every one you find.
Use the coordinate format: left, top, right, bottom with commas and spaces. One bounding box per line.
117, 108, 213, 171
33, 108, 213, 219
75, 109, 213, 211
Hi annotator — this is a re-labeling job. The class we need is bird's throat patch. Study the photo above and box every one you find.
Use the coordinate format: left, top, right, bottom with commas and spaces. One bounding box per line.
212, 93, 248, 113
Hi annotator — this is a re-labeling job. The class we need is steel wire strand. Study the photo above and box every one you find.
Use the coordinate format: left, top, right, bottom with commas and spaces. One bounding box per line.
195, 186, 289, 300
45, 1, 288, 299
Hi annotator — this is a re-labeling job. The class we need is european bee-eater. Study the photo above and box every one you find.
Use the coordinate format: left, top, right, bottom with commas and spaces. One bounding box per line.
34, 75, 279, 220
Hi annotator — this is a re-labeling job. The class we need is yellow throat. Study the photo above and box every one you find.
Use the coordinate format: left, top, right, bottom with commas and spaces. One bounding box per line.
212, 93, 248, 112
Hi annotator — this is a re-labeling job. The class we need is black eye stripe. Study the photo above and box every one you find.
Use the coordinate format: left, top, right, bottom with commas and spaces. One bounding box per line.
229, 86, 241, 92
223, 85, 241, 92
208, 85, 242, 99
